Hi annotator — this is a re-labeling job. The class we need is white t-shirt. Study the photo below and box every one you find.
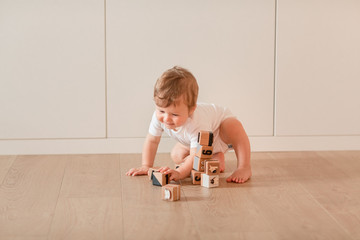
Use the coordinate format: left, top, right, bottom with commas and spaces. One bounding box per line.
148, 103, 236, 153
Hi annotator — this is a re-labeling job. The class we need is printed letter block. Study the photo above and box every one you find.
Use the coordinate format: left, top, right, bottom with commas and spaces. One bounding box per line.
201, 173, 219, 188
191, 170, 202, 185
197, 131, 213, 146
195, 144, 213, 159
193, 156, 205, 172
148, 167, 160, 181
152, 171, 169, 186
205, 160, 220, 175
162, 184, 180, 201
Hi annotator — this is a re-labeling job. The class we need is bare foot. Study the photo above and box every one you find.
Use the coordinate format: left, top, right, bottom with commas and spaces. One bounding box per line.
226, 166, 252, 183
212, 152, 225, 172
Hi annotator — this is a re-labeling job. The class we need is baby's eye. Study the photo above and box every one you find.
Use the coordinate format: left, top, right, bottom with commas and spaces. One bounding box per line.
172, 114, 179, 117
159, 110, 165, 113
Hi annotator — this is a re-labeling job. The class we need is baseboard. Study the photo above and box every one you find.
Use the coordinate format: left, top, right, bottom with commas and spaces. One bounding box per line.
0, 136, 360, 155
250, 135, 360, 152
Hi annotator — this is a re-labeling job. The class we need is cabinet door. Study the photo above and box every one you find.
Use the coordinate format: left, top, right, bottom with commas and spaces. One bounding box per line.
0, 0, 106, 139
276, 0, 360, 136
107, 0, 275, 137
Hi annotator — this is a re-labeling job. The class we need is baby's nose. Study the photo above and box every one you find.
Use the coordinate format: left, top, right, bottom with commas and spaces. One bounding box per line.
164, 114, 171, 122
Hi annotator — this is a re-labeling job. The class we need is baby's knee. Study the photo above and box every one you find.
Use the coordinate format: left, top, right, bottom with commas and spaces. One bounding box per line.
219, 118, 244, 140
170, 150, 180, 162
171, 153, 186, 165
171, 143, 189, 160
212, 152, 224, 160
170, 147, 187, 164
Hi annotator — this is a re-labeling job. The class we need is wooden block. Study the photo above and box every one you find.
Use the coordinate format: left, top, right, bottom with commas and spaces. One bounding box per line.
191, 170, 201, 185
148, 167, 160, 181
162, 184, 180, 201
201, 173, 219, 188
197, 131, 213, 146
152, 171, 169, 186
193, 156, 205, 172
195, 144, 213, 159
205, 160, 220, 175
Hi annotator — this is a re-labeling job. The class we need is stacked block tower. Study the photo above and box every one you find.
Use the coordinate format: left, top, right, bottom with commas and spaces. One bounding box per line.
148, 130, 220, 202
192, 131, 220, 188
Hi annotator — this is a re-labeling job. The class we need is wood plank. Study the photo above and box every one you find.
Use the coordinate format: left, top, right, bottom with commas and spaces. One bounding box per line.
0, 155, 67, 239
241, 152, 308, 196
307, 151, 360, 239
120, 153, 200, 239
48, 154, 124, 239
180, 178, 274, 239
0, 155, 16, 184
59, 154, 122, 198
225, 152, 351, 239
48, 197, 123, 240
260, 152, 355, 239
181, 153, 281, 239
317, 151, 360, 186
1, 151, 359, 240
250, 192, 351, 239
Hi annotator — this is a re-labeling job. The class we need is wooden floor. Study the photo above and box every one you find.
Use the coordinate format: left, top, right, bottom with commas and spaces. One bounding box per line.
0, 151, 360, 240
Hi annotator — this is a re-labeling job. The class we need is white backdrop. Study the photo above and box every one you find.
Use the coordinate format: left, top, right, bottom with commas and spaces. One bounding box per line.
0, 0, 359, 154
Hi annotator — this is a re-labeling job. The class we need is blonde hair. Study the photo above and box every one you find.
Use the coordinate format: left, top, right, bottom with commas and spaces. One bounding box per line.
154, 66, 199, 109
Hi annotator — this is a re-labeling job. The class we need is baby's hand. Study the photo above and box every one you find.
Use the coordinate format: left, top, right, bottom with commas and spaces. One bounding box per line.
226, 165, 252, 184
126, 166, 150, 176
158, 167, 181, 182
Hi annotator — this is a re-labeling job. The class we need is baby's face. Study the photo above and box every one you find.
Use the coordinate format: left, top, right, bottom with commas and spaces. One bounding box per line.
155, 99, 195, 130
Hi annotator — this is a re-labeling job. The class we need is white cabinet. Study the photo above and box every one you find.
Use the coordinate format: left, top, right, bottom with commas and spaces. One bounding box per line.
0, 0, 106, 139
276, 0, 360, 136
106, 0, 276, 137
2, 0, 359, 154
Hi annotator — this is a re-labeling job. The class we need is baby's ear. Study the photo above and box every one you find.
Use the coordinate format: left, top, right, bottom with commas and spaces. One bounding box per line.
189, 105, 196, 115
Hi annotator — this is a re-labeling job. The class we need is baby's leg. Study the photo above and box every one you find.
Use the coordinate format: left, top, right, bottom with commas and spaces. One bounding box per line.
170, 142, 190, 165
219, 117, 251, 183
211, 152, 225, 172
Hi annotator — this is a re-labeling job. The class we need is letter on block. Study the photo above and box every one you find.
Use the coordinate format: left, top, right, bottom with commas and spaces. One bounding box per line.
201, 174, 219, 188
195, 144, 213, 159
205, 160, 220, 175
152, 171, 169, 186
162, 184, 180, 201
193, 156, 205, 172
191, 170, 201, 185
197, 131, 213, 146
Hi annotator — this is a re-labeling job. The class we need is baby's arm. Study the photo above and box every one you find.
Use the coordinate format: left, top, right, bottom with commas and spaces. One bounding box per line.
161, 148, 196, 181
126, 133, 161, 176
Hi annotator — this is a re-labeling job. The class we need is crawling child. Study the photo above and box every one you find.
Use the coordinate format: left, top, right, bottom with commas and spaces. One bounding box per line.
126, 66, 251, 183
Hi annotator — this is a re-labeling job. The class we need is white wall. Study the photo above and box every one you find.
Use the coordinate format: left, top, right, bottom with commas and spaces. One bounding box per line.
0, 0, 106, 139
276, 0, 360, 136
106, 0, 275, 137
1, 0, 359, 155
